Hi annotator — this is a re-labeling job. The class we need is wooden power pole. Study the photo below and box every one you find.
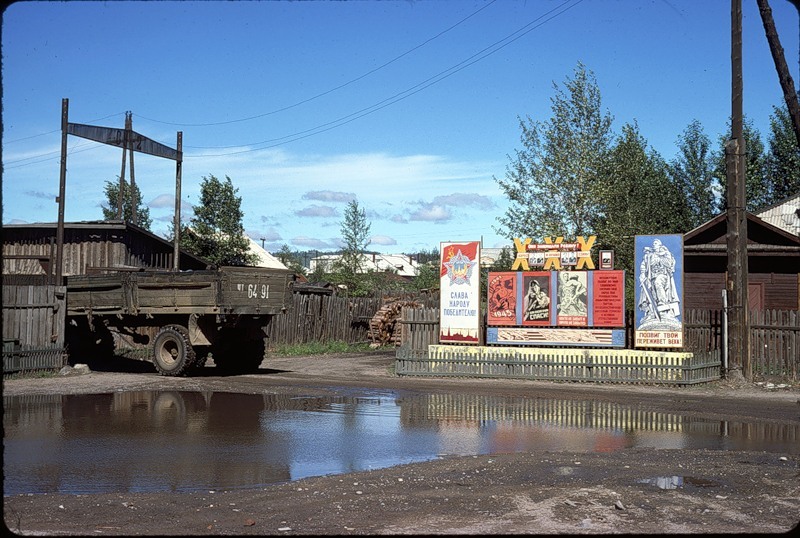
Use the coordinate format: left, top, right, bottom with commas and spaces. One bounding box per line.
757, 0, 800, 147
726, 0, 751, 381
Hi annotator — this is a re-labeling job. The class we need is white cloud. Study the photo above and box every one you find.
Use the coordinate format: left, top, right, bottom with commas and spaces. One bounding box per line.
408, 204, 451, 223
294, 205, 338, 218
431, 192, 495, 210
370, 235, 397, 246
291, 235, 336, 249
148, 194, 175, 208
247, 227, 282, 242
302, 190, 355, 203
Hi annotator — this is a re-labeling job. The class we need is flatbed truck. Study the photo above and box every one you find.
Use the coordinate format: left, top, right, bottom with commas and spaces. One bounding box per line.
65, 266, 294, 376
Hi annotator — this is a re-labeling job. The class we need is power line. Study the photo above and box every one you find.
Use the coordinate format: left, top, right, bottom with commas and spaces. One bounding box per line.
4, 2, 497, 167
4, 112, 125, 145
6, 0, 582, 165
3, 141, 100, 169
186, 0, 584, 156
135, 0, 499, 128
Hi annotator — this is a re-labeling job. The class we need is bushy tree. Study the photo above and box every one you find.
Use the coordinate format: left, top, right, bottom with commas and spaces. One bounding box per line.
670, 120, 718, 227
495, 62, 613, 241
276, 244, 307, 276
101, 177, 152, 230
713, 118, 769, 212
766, 104, 800, 201
491, 246, 515, 270
593, 123, 687, 308
412, 263, 439, 291
411, 247, 440, 265
180, 174, 257, 267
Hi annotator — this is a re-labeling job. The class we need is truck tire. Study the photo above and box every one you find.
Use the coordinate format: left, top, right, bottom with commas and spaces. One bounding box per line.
152, 325, 196, 376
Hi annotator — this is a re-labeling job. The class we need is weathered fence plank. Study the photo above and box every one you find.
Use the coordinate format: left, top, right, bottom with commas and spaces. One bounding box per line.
3, 285, 66, 374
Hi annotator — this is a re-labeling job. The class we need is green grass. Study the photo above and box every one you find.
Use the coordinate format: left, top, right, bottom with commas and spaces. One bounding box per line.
266, 340, 377, 357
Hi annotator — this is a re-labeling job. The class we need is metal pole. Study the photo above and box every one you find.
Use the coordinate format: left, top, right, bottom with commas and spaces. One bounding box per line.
56, 98, 68, 284
173, 131, 183, 271
721, 289, 728, 372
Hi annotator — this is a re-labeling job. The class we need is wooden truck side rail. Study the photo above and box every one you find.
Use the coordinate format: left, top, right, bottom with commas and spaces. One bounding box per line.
66, 267, 293, 316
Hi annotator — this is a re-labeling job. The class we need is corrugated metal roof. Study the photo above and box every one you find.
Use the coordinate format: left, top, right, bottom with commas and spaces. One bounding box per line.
756, 192, 800, 237
310, 253, 419, 277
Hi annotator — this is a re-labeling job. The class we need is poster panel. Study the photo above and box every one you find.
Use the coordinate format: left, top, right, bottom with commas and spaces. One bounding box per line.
487, 327, 625, 347
521, 271, 553, 326
634, 234, 684, 348
487, 272, 518, 326
556, 270, 588, 326
591, 270, 625, 327
440, 241, 481, 343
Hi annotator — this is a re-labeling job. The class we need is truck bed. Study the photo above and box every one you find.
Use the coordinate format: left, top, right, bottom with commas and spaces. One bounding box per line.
66, 267, 293, 316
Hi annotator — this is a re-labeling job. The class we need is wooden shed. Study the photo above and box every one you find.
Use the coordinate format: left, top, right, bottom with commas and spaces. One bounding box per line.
683, 212, 800, 310
2, 220, 209, 283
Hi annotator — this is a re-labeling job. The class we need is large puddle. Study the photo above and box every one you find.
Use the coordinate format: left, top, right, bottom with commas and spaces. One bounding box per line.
4, 389, 798, 495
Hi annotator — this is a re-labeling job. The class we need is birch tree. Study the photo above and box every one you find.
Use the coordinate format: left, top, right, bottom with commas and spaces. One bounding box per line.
494, 62, 613, 241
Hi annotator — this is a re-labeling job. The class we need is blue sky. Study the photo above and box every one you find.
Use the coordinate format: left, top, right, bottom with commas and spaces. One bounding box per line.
3, 0, 798, 255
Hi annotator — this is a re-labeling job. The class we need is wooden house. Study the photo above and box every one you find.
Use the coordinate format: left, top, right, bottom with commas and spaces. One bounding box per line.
683, 211, 800, 310
2, 220, 209, 283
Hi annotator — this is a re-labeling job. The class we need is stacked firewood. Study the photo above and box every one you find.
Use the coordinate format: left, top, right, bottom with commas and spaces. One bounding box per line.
368, 300, 421, 346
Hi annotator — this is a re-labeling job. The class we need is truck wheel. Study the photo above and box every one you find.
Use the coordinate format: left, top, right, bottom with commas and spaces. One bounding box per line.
152, 325, 195, 376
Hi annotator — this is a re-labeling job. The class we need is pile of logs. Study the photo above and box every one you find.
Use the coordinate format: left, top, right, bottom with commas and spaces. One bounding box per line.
368, 299, 421, 346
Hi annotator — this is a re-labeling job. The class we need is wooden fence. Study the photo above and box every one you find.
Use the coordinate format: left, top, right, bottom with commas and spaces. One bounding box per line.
396, 307, 724, 385
268, 291, 438, 346
397, 306, 798, 381
749, 309, 799, 379
2, 285, 67, 374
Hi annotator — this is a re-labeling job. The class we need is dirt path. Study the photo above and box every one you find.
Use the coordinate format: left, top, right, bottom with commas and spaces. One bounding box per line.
3, 351, 800, 535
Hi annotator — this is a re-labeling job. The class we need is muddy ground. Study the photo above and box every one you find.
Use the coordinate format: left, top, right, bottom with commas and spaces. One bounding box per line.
3, 351, 800, 535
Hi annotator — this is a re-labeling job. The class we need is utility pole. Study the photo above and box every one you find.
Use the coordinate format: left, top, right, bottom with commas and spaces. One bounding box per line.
56, 98, 69, 284
726, 0, 750, 381
117, 112, 128, 219
129, 113, 137, 226
173, 131, 183, 271
757, 0, 800, 147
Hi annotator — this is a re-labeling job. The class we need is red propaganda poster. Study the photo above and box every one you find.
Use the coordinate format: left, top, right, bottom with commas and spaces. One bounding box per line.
556, 271, 588, 326
487, 272, 518, 326
592, 270, 625, 327
521, 272, 552, 326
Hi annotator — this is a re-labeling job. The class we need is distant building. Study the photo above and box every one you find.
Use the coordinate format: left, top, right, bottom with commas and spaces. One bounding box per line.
309, 253, 419, 278
244, 236, 288, 270
480, 246, 514, 267
756, 192, 800, 237
683, 209, 800, 310
2, 220, 209, 282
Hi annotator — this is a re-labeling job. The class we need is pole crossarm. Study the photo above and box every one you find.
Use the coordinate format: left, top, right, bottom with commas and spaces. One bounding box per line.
67, 123, 180, 161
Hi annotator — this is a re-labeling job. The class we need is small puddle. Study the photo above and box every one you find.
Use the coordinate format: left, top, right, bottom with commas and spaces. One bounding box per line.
637, 476, 722, 490
3, 389, 797, 495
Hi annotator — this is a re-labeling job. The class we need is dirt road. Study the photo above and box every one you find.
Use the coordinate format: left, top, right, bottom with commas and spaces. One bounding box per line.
3, 351, 800, 535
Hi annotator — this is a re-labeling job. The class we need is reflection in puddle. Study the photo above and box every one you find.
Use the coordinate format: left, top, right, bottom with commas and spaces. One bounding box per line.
638, 476, 722, 489
3, 389, 798, 495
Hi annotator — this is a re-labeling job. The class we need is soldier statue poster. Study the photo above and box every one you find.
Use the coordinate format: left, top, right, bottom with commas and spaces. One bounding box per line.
634, 234, 684, 348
